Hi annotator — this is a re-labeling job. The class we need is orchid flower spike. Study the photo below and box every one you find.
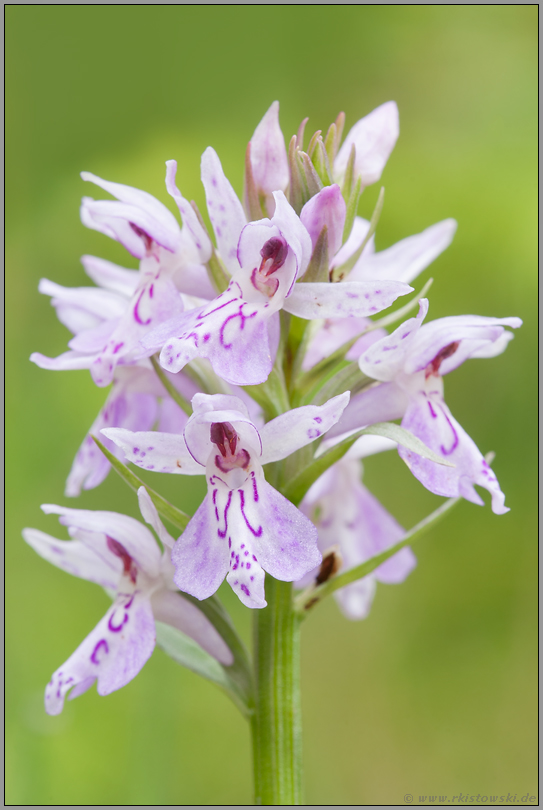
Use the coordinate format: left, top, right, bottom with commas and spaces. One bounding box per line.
22, 488, 232, 715
103, 391, 351, 608
329, 299, 522, 514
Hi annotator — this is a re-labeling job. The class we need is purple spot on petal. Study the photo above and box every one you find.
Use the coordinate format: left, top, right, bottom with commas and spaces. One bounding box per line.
241, 584, 250, 597
314, 417, 322, 424
90, 639, 109, 664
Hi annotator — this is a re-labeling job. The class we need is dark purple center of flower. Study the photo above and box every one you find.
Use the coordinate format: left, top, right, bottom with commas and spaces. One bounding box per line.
106, 536, 138, 584
426, 341, 460, 377
260, 237, 288, 275
250, 237, 288, 298
210, 422, 250, 471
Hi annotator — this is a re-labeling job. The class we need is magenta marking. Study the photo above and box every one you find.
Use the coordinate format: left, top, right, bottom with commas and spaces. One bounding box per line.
149, 284, 154, 298
314, 416, 322, 424
427, 400, 438, 419
238, 490, 262, 537
112, 342, 124, 355
108, 609, 129, 632
217, 490, 233, 538
438, 406, 459, 455
241, 584, 250, 597
251, 471, 259, 502
90, 639, 109, 664
133, 289, 152, 325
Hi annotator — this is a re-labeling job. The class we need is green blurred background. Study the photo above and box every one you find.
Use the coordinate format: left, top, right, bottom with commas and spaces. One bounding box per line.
6, 6, 537, 805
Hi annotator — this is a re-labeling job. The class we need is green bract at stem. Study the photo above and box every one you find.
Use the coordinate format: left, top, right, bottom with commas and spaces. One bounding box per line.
294, 496, 462, 616
151, 354, 192, 416
92, 436, 190, 532
252, 578, 303, 805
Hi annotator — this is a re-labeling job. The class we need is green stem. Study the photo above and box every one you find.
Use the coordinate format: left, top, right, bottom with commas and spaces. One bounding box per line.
251, 578, 303, 805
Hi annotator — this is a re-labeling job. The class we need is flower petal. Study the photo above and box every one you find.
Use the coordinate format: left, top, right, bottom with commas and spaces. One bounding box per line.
66, 389, 158, 497
335, 101, 399, 186
150, 588, 233, 665
406, 314, 522, 376
259, 392, 351, 464
248, 479, 321, 582
249, 101, 289, 202
300, 185, 346, 258
159, 291, 273, 386
165, 160, 212, 263
40, 505, 162, 577
358, 298, 429, 381
81, 255, 140, 297
45, 591, 155, 714
101, 428, 203, 475
283, 279, 412, 320
171, 494, 231, 600
30, 349, 100, 371
324, 382, 408, 442
351, 219, 457, 285
22, 528, 120, 588
201, 147, 247, 275
398, 390, 509, 514
137, 486, 176, 549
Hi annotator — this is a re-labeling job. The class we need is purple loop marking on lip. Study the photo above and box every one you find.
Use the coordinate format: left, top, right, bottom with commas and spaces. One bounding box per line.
90, 638, 109, 665
133, 287, 152, 325
108, 608, 129, 632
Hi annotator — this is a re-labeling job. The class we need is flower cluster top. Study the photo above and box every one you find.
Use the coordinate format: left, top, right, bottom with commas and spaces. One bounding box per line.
26, 100, 521, 713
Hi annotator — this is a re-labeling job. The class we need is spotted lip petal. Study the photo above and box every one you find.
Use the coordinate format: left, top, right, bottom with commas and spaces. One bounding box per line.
398, 386, 509, 515
45, 589, 156, 715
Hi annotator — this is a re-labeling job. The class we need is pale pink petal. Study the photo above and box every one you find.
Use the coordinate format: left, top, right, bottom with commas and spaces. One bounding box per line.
165, 160, 212, 263
30, 350, 100, 371
300, 185, 346, 258
137, 487, 176, 549
101, 428, 203, 476
358, 298, 429, 381
335, 101, 399, 186
40, 505, 162, 577
259, 392, 350, 464
81, 255, 140, 297
201, 147, 247, 275
324, 382, 408, 442
351, 219, 457, 284
283, 279, 412, 320
38, 278, 127, 320
151, 589, 233, 664
249, 101, 289, 200
66, 390, 158, 497
171, 495, 231, 601
406, 314, 522, 376
22, 528, 120, 589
